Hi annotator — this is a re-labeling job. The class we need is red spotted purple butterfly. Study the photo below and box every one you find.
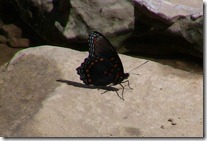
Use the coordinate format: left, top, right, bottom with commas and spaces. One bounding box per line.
76, 31, 132, 100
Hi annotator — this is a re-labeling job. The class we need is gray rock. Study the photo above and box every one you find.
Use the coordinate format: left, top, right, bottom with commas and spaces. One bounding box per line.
0, 46, 203, 137
65, 0, 134, 38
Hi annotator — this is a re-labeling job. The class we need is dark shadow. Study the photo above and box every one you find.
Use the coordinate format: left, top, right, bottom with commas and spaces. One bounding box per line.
56, 79, 119, 92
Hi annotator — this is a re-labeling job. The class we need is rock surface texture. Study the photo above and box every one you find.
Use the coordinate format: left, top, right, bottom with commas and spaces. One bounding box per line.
0, 46, 203, 137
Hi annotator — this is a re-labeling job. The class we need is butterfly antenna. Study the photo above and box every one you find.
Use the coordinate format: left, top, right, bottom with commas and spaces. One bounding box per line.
128, 60, 149, 74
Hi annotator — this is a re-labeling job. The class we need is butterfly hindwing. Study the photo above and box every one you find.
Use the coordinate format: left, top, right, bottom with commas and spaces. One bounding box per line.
77, 56, 119, 86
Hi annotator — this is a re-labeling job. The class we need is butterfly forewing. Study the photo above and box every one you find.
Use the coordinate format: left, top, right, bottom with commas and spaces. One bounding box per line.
88, 31, 124, 73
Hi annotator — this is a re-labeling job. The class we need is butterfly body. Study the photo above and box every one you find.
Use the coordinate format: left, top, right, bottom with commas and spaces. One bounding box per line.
76, 31, 129, 87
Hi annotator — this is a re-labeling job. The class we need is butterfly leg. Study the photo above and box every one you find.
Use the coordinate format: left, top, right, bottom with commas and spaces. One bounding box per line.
101, 85, 125, 100
118, 83, 125, 101
115, 90, 124, 101
122, 80, 133, 90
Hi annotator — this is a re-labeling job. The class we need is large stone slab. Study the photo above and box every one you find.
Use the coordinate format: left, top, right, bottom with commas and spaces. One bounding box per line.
0, 46, 203, 137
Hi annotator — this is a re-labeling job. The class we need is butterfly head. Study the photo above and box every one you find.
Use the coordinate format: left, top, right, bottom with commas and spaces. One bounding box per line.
123, 73, 129, 80
113, 73, 129, 85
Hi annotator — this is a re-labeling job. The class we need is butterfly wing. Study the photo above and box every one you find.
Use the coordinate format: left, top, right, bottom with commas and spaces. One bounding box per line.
88, 31, 121, 60
77, 31, 128, 86
77, 56, 119, 86
88, 31, 126, 84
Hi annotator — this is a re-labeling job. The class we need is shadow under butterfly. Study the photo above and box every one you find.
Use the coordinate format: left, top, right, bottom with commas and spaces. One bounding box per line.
76, 31, 148, 100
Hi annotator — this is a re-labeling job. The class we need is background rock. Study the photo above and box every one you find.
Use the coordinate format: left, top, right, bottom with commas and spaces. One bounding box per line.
129, 0, 203, 58
0, 23, 30, 65
4, 0, 134, 45
8, 38, 30, 48
133, 0, 202, 22
1, 24, 22, 38
167, 15, 203, 53
0, 46, 203, 137
0, 35, 7, 43
0, 0, 203, 59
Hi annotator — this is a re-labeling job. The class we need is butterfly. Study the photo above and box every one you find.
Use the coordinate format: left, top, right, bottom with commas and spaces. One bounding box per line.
76, 31, 132, 100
